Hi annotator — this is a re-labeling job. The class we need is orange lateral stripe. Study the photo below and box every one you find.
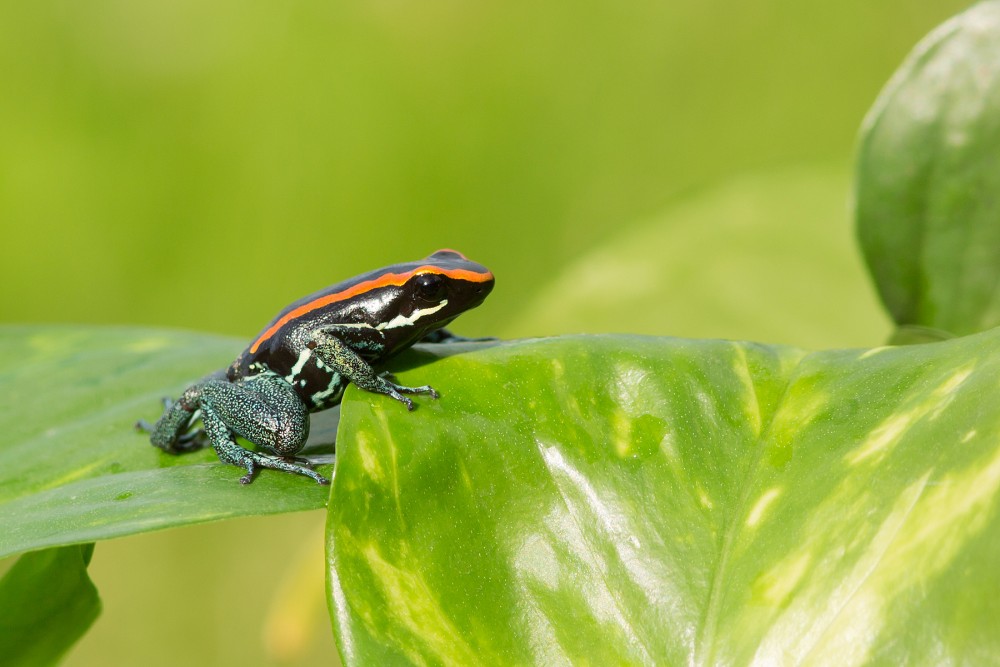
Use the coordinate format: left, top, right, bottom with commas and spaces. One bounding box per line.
249, 265, 493, 353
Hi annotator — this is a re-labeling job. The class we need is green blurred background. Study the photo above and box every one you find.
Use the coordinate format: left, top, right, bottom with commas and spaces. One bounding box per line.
0, 0, 968, 664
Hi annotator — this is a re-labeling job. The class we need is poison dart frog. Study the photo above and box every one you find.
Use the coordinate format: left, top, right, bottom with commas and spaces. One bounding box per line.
138, 249, 494, 485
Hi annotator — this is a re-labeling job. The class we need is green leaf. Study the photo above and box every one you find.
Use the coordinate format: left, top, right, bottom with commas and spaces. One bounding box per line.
0, 544, 101, 666
856, 0, 1000, 337
328, 333, 1000, 664
0, 326, 332, 560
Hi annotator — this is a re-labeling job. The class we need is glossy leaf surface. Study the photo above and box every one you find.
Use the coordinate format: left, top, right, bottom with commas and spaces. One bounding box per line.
0, 326, 332, 559
328, 333, 1000, 665
0, 544, 100, 666
856, 1, 1000, 337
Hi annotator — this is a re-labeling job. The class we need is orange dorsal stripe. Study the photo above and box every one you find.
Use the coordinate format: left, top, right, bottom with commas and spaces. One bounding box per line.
249, 265, 492, 353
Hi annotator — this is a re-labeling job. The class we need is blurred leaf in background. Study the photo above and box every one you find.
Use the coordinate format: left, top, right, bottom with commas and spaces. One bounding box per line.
0, 0, 966, 341
0, 545, 100, 667
513, 165, 888, 349
857, 1, 1000, 340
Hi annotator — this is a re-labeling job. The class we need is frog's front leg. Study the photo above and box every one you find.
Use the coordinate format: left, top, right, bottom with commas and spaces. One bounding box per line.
310, 327, 438, 411
197, 373, 328, 485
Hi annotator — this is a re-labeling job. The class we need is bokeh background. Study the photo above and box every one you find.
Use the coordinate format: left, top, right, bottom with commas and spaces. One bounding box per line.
0, 1, 968, 664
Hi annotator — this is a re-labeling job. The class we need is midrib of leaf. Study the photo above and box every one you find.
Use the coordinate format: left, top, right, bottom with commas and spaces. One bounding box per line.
695, 349, 801, 666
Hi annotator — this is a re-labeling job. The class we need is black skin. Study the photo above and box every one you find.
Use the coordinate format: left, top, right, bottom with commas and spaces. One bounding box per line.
138, 250, 494, 485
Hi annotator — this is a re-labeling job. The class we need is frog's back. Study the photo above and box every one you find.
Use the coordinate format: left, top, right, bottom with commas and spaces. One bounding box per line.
225, 269, 380, 380
227, 250, 493, 389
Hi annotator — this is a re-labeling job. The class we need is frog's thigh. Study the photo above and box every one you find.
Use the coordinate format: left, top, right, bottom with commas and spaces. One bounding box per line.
198, 377, 309, 456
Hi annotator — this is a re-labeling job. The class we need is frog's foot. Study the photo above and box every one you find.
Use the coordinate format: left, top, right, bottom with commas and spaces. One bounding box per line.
215, 440, 330, 485
173, 428, 209, 452
136, 419, 207, 453
376, 372, 439, 410
280, 454, 316, 466
392, 383, 439, 398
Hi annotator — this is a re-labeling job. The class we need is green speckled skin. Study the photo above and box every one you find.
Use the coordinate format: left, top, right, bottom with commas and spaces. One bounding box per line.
140, 250, 494, 484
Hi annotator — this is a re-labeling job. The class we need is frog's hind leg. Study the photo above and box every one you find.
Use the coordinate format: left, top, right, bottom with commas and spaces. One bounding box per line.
137, 417, 207, 452
139, 380, 219, 453
203, 414, 328, 485
198, 375, 329, 485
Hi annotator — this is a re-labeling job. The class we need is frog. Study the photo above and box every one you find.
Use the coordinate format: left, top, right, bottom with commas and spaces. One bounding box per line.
138, 249, 494, 485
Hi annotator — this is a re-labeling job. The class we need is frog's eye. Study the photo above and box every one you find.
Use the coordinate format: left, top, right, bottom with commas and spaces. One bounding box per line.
414, 273, 447, 302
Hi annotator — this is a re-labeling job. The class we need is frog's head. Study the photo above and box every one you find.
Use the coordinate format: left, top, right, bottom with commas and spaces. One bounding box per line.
374, 249, 494, 346
404, 248, 494, 326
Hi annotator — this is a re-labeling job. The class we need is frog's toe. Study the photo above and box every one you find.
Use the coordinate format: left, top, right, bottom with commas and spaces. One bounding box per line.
393, 383, 439, 399
173, 429, 208, 452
